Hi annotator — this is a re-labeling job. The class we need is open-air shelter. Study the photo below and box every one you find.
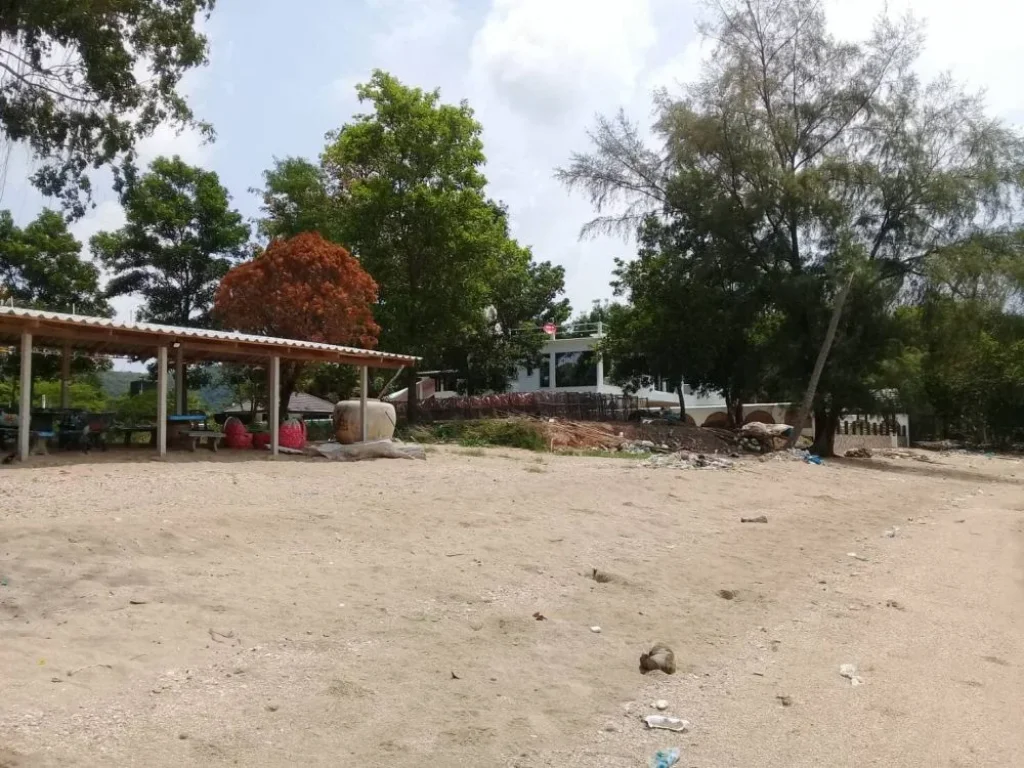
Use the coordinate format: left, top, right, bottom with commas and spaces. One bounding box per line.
0, 306, 418, 462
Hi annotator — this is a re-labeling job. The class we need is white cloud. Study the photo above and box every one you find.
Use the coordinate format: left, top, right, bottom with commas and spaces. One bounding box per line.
470, 0, 657, 123
827, 0, 1024, 119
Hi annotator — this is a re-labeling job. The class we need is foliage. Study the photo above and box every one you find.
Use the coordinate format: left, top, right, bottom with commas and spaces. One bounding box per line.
0, 0, 215, 218
440, 235, 571, 394
0, 378, 107, 411
92, 155, 250, 327
321, 71, 566, 412
111, 387, 204, 426
255, 157, 338, 242
559, 0, 1024, 454
0, 209, 111, 315
214, 232, 380, 418
400, 419, 547, 451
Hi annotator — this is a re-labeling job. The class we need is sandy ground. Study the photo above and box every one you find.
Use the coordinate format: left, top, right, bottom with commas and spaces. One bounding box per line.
1, 446, 1022, 768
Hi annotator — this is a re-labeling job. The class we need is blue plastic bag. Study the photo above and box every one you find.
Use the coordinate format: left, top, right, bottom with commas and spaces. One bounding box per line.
651, 747, 681, 768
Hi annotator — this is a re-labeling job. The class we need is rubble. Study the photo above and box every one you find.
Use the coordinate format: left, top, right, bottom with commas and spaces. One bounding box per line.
645, 451, 735, 470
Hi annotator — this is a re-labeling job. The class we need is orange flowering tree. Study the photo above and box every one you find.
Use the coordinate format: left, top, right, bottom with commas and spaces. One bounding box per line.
214, 232, 380, 419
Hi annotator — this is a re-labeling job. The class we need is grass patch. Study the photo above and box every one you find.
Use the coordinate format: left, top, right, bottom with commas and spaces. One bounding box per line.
455, 447, 487, 458
525, 465, 546, 474
398, 419, 547, 452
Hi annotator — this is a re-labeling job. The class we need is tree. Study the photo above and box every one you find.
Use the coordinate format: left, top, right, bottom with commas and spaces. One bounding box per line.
255, 157, 338, 242
559, 0, 1024, 454
0, 1, 215, 218
92, 155, 250, 327
0, 209, 112, 381
0, 209, 110, 316
321, 70, 507, 419
440, 235, 571, 394
213, 232, 380, 419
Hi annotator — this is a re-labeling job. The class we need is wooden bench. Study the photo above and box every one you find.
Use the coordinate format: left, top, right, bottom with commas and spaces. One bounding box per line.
186, 430, 225, 452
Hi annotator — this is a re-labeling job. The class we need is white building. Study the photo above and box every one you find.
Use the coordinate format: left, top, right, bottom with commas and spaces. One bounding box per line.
510, 323, 724, 410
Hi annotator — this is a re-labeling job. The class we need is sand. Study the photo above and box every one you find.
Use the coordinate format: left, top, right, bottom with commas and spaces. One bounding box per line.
1, 447, 1022, 767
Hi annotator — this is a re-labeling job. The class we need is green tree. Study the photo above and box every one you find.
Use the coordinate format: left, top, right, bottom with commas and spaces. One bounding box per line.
255, 157, 338, 242
321, 71, 514, 417
0, 209, 112, 382
0, 209, 110, 316
92, 155, 250, 327
559, 0, 1024, 454
0, 1, 215, 218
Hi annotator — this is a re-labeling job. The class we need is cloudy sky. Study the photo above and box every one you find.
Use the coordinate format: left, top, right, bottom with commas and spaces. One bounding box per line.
3, 0, 1022, 323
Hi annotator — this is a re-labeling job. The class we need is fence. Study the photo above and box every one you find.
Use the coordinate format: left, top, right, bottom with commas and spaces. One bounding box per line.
835, 415, 909, 451
394, 391, 646, 423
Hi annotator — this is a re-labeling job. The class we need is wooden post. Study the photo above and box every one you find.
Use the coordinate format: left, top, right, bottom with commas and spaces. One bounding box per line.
175, 345, 185, 415
269, 356, 280, 456
60, 344, 71, 410
156, 346, 168, 457
18, 332, 31, 462
360, 365, 368, 443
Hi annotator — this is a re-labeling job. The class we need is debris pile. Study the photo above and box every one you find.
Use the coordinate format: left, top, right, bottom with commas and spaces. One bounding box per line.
844, 447, 873, 459
645, 451, 734, 470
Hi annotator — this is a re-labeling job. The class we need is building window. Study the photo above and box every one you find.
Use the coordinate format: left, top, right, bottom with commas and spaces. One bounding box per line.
539, 355, 550, 388
555, 351, 597, 387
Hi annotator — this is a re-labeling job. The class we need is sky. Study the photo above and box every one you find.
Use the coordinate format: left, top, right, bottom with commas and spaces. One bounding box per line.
2, 0, 1023, 325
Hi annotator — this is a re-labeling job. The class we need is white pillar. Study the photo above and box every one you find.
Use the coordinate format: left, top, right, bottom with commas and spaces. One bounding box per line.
18, 332, 31, 462
60, 344, 71, 409
174, 346, 185, 415
360, 365, 369, 443
596, 353, 604, 391
269, 356, 280, 456
156, 346, 168, 457
547, 352, 556, 390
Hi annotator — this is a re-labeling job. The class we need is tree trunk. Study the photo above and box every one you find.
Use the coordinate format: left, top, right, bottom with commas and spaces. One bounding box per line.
675, 383, 686, 419
279, 362, 301, 424
810, 404, 840, 457
785, 273, 855, 449
404, 366, 420, 424
732, 399, 745, 428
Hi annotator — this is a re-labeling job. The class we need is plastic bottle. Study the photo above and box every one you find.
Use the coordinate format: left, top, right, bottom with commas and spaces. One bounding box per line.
650, 747, 681, 768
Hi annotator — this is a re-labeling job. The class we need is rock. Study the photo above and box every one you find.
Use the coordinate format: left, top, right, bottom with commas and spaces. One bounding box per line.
654, 699, 669, 711
639, 643, 676, 675
602, 721, 619, 732
331, 400, 397, 444
265, 704, 279, 712
589, 626, 602, 634
717, 589, 737, 600
776, 694, 793, 707
844, 447, 872, 459
839, 664, 863, 686
741, 515, 768, 523
847, 552, 868, 562
883, 526, 900, 538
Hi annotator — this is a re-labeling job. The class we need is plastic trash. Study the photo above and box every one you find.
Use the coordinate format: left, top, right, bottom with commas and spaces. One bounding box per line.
643, 715, 689, 732
650, 747, 681, 768
805, 454, 823, 465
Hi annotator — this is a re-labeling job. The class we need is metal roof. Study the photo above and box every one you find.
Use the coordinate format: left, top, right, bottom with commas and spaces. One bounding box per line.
0, 306, 419, 368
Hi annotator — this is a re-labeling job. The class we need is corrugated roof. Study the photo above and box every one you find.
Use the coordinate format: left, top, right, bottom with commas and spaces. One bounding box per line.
0, 306, 419, 366
226, 391, 337, 414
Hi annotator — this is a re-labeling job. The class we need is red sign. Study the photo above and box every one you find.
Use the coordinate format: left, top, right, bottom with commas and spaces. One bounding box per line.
543, 323, 556, 336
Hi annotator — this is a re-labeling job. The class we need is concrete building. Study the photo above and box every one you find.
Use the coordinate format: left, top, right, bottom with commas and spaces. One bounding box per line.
509, 323, 723, 409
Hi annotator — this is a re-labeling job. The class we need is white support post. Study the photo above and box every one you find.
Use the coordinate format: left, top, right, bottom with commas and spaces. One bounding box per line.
269, 356, 280, 456
60, 344, 71, 410
18, 332, 31, 462
596, 352, 604, 391
174, 346, 185, 415
547, 352, 556, 390
360, 365, 369, 443
156, 346, 168, 457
